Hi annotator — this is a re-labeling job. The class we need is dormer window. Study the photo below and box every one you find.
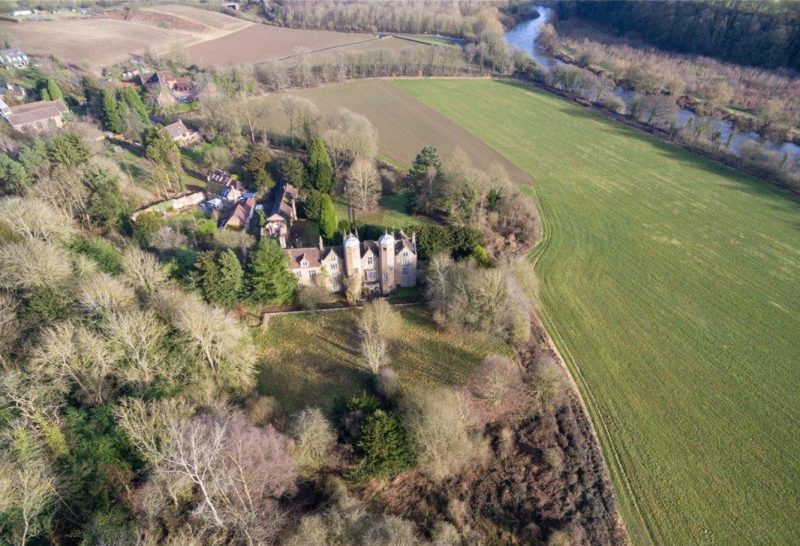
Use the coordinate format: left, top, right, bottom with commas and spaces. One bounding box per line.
367, 256, 373, 265
403, 251, 408, 257
301, 260, 308, 268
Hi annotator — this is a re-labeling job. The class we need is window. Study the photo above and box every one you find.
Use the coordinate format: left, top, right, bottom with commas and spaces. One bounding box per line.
403, 251, 409, 257
402, 258, 409, 265
300, 260, 308, 268
330, 262, 338, 270
309, 270, 317, 279
382, 274, 388, 281
402, 266, 409, 275
295, 271, 302, 278
367, 256, 373, 265
366, 270, 377, 282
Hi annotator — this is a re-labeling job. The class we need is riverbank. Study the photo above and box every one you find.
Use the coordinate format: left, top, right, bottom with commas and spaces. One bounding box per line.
509, 75, 800, 194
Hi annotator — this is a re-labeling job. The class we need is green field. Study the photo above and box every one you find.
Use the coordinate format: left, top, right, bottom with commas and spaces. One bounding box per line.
256, 306, 513, 414
389, 80, 800, 545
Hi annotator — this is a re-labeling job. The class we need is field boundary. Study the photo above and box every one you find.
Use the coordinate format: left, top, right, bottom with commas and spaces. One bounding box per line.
252, 33, 382, 65
526, 187, 650, 546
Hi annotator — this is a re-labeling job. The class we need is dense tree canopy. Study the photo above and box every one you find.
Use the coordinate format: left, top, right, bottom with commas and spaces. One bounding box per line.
559, 0, 800, 70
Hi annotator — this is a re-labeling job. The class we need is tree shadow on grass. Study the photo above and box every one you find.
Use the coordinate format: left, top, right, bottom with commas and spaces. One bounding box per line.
256, 312, 371, 415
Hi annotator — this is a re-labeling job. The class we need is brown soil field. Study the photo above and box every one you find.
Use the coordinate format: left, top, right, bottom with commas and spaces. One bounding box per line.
272, 36, 426, 68
142, 4, 251, 31
0, 19, 200, 71
261, 79, 531, 185
186, 24, 374, 67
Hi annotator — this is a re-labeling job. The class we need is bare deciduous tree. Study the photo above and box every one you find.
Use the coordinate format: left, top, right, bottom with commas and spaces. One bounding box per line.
358, 299, 401, 373
0, 432, 58, 546
0, 197, 75, 243
0, 240, 72, 291
290, 407, 337, 476
345, 157, 380, 212
403, 388, 488, 481
122, 247, 166, 295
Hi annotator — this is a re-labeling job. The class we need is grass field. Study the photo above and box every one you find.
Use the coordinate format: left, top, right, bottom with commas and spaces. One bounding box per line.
259, 80, 531, 185
388, 79, 800, 545
255, 306, 513, 414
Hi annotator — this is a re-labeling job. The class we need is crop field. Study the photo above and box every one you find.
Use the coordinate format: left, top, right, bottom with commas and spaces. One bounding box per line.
142, 4, 251, 30
386, 79, 800, 545
186, 24, 373, 67
0, 6, 249, 72
259, 80, 531, 185
270, 36, 440, 68
255, 306, 513, 414
0, 19, 198, 71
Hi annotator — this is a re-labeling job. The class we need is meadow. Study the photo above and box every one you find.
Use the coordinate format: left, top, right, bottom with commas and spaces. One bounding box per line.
390, 79, 800, 546
255, 306, 513, 414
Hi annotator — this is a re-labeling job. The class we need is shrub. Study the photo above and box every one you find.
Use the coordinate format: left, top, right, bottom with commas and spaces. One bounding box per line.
72, 237, 124, 274
290, 407, 337, 476
353, 409, 415, 478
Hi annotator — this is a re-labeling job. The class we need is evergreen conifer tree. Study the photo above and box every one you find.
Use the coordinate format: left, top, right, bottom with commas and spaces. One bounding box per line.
318, 194, 338, 241
246, 239, 296, 304
101, 89, 123, 133
307, 137, 333, 193
46, 78, 63, 101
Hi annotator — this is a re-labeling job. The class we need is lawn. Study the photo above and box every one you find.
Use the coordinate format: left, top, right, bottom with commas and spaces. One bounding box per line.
254, 306, 513, 414
391, 79, 800, 546
334, 191, 435, 229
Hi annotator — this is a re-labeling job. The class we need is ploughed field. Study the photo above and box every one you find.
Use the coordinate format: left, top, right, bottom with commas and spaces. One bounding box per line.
260, 80, 531, 185
389, 79, 800, 546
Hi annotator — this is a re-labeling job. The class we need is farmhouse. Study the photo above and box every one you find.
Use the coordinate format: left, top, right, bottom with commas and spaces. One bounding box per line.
288, 231, 417, 295
0, 48, 29, 69
0, 97, 68, 133
262, 182, 298, 247
164, 119, 200, 147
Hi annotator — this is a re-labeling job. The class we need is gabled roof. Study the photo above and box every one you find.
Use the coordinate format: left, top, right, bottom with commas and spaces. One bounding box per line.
224, 197, 256, 229
287, 247, 321, 268
266, 182, 297, 221
7, 99, 68, 127
164, 119, 191, 139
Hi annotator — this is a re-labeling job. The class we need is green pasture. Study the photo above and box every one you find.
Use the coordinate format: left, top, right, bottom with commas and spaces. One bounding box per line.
393, 79, 800, 546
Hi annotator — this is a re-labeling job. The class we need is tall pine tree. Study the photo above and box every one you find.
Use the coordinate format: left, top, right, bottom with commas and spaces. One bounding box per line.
216, 250, 244, 308
246, 239, 297, 304
46, 78, 63, 101
101, 88, 123, 134
307, 137, 333, 193
318, 194, 338, 241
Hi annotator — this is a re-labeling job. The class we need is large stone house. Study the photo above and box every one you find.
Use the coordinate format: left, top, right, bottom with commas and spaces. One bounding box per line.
287, 231, 418, 295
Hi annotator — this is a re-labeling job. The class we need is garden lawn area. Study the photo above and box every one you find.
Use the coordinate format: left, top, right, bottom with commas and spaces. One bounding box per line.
254, 306, 513, 414
393, 79, 800, 546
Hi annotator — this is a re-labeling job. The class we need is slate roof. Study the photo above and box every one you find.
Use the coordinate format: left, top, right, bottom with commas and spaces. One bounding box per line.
266, 183, 297, 220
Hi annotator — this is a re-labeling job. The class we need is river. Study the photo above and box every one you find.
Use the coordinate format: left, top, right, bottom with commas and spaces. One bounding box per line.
504, 6, 800, 161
